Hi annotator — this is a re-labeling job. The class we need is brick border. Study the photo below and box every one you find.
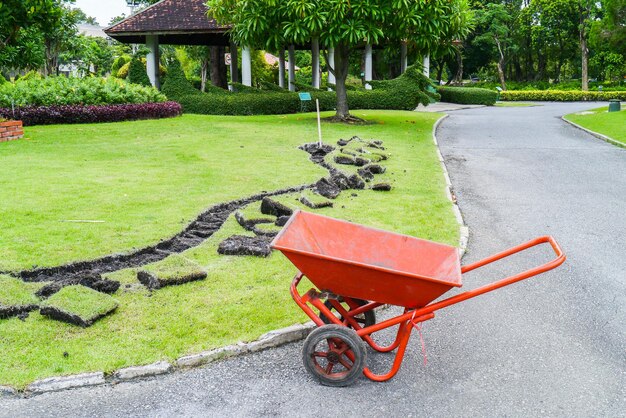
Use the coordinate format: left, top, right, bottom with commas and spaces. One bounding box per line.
2, 116, 468, 398
0, 120, 24, 142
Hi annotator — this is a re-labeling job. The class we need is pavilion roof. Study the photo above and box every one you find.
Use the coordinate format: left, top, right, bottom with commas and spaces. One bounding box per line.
105, 0, 231, 46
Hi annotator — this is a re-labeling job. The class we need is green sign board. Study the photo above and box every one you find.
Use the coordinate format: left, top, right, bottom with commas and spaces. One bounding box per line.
299, 92, 312, 101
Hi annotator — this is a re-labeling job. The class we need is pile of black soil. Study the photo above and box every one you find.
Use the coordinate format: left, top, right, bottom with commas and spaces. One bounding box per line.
137, 270, 207, 290
39, 306, 115, 328
0, 304, 38, 320
299, 143, 335, 164
217, 235, 272, 257
260, 197, 294, 217
36, 275, 120, 299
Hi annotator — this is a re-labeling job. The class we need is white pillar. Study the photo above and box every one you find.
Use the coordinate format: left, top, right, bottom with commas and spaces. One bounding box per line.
311, 38, 320, 89
242, 46, 252, 86
400, 42, 408, 74
364, 44, 373, 90
288, 44, 296, 92
423, 54, 430, 78
278, 48, 286, 89
327, 47, 335, 90
146, 35, 160, 89
229, 43, 239, 85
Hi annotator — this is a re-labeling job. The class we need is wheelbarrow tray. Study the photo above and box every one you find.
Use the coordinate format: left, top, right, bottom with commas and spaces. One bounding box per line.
271, 211, 462, 308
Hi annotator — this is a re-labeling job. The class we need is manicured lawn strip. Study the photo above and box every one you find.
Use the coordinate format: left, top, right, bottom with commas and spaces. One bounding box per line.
564, 107, 626, 146
0, 110, 458, 388
40, 286, 118, 327
0, 114, 326, 271
0, 275, 39, 307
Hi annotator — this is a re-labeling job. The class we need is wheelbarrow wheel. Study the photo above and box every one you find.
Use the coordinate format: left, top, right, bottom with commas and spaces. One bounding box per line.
302, 324, 367, 387
320, 298, 376, 329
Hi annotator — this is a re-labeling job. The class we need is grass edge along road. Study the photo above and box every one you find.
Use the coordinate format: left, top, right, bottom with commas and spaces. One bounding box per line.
564, 106, 626, 146
0, 110, 458, 389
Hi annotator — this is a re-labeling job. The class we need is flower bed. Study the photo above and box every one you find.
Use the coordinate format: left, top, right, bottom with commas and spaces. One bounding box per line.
0, 102, 182, 126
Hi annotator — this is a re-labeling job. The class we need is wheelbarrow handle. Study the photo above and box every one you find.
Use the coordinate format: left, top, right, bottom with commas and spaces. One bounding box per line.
418, 236, 566, 315
461, 235, 565, 274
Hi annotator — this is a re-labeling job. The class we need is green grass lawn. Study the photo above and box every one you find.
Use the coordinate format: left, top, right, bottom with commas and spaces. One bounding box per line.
564, 107, 626, 146
0, 111, 458, 388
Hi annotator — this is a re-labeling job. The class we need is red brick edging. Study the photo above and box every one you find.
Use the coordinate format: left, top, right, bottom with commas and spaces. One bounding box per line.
0, 120, 24, 142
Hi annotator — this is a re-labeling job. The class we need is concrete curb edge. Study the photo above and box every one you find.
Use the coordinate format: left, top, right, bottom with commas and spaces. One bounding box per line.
561, 115, 625, 149
432, 114, 469, 258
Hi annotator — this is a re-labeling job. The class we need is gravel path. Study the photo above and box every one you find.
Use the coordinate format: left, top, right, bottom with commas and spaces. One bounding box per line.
1, 102, 624, 417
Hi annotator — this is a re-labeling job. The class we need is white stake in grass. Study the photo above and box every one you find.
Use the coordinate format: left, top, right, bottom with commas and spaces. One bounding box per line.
316, 99, 323, 147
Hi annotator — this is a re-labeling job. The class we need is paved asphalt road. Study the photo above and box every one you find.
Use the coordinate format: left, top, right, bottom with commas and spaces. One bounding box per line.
1, 102, 624, 417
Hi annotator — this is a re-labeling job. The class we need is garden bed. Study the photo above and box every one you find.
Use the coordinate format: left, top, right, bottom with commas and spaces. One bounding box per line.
0, 111, 458, 388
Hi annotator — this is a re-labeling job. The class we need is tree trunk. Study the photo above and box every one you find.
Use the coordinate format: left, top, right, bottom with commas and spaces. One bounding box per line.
495, 37, 507, 90
436, 59, 445, 83
581, 35, 589, 91
200, 58, 208, 92
333, 43, 351, 120
210, 46, 228, 89
454, 48, 464, 83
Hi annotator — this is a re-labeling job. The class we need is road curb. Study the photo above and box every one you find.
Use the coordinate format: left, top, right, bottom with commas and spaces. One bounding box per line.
561, 116, 625, 149
433, 114, 470, 258
3, 116, 466, 398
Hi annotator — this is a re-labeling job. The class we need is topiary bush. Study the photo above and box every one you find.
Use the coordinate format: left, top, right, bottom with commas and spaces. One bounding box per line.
500, 90, 626, 101
167, 62, 438, 116
436, 86, 498, 105
128, 57, 151, 87
162, 59, 203, 98
0, 77, 166, 107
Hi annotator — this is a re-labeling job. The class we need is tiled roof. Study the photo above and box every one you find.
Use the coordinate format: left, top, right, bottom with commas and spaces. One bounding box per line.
105, 0, 229, 34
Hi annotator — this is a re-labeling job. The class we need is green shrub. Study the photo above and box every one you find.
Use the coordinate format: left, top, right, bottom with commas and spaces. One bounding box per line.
500, 90, 626, 101
162, 59, 202, 98
169, 64, 437, 116
128, 57, 151, 87
111, 55, 130, 77
436, 86, 498, 105
0, 77, 166, 107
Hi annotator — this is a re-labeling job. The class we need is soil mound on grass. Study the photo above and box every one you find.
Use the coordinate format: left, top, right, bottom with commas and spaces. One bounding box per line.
218, 235, 272, 257
137, 254, 208, 290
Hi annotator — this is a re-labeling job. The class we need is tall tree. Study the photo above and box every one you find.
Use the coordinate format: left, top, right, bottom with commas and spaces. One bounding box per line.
207, 0, 466, 121
576, 0, 599, 91
473, 3, 517, 89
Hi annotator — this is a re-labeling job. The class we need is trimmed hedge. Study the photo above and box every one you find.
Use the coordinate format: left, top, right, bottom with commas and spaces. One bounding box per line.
0, 77, 166, 107
0, 102, 182, 126
500, 90, 626, 101
167, 62, 438, 116
436, 86, 498, 105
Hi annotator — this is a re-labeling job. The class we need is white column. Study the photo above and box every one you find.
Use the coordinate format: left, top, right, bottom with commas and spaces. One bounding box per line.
242, 46, 252, 86
311, 38, 320, 89
423, 54, 430, 78
146, 35, 160, 89
278, 48, 286, 88
229, 43, 239, 85
327, 47, 335, 90
364, 44, 373, 90
400, 42, 408, 74
288, 44, 296, 92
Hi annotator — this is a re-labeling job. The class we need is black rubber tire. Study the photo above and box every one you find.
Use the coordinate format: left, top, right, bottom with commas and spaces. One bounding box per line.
320, 298, 376, 328
302, 324, 367, 387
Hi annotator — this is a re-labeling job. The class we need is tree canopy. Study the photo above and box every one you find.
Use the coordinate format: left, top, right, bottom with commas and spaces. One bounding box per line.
207, 0, 471, 119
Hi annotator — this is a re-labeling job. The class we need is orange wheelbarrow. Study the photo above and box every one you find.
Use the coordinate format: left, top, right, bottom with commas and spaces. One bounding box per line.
271, 211, 566, 386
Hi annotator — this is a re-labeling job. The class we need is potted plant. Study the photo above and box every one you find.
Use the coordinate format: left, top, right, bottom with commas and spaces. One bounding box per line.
0, 117, 24, 142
